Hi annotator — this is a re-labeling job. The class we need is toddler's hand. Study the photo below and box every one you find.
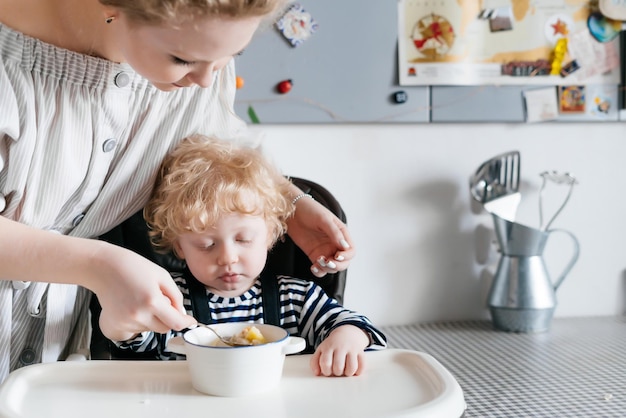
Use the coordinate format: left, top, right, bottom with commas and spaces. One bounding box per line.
310, 325, 369, 377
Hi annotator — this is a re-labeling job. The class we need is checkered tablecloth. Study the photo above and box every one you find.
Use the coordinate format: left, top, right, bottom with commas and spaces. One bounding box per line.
381, 316, 626, 418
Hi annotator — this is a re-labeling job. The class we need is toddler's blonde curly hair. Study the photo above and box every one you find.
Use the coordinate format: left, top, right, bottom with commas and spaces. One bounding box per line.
144, 134, 294, 257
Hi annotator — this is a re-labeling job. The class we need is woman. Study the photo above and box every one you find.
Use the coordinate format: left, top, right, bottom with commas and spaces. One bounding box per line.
0, 0, 354, 382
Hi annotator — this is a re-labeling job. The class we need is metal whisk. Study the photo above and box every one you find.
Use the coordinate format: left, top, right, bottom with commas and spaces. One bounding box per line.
538, 171, 578, 230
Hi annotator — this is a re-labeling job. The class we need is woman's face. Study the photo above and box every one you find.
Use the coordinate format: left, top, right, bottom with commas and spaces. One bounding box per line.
115, 15, 262, 91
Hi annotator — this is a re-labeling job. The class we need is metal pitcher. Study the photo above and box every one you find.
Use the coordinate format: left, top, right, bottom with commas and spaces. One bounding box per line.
487, 212, 580, 333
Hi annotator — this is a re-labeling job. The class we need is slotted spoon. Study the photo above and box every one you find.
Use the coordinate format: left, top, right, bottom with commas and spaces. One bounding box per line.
470, 151, 521, 204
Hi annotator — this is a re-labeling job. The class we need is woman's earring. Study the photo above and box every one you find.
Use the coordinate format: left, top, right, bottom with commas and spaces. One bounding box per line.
105, 16, 115, 24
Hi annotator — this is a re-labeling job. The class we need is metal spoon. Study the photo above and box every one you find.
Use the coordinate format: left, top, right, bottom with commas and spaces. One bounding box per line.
196, 323, 252, 347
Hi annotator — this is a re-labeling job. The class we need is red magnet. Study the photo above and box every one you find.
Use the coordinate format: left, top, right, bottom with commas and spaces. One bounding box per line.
277, 79, 293, 94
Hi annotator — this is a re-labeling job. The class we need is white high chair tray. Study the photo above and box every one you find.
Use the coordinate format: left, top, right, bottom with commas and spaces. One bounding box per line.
0, 349, 465, 418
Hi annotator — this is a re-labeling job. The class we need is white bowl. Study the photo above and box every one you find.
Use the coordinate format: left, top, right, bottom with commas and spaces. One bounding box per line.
167, 323, 306, 397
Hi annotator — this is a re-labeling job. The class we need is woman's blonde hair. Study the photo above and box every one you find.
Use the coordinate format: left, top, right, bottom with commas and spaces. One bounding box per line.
144, 135, 294, 257
99, 0, 288, 24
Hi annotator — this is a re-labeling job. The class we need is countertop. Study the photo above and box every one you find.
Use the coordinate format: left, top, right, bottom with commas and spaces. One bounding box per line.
382, 316, 626, 417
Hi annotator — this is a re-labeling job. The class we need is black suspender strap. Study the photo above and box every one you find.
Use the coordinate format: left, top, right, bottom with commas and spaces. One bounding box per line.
260, 269, 281, 326
185, 268, 281, 326
186, 270, 214, 325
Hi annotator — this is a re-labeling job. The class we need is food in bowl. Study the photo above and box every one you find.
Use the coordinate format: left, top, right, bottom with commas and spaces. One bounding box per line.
231, 325, 267, 346
212, 325, 268, 347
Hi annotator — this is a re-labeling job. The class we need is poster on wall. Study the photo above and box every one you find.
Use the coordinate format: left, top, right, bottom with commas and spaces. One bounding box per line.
397, 0, 621, 86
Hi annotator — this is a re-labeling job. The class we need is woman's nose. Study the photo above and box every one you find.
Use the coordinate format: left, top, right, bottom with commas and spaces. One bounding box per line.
188, 63, 216, 88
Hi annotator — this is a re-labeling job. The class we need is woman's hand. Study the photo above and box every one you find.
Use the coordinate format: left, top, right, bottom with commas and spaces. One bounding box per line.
286, 195, 355, 277
0, 212, 196, 343
88, 241, 197, 342
310, 325, 370, 377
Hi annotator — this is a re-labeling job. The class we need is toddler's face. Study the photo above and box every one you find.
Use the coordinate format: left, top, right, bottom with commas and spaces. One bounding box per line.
174, 213, 270, 297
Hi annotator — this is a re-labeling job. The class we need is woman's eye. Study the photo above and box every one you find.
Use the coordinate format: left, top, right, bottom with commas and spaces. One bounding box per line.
237, 239, 252, 244
235, 49, 245, 57
171, 56, 194, 66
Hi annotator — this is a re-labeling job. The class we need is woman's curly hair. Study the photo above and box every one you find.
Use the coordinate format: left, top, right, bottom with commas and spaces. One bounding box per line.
144, 134, 294, 257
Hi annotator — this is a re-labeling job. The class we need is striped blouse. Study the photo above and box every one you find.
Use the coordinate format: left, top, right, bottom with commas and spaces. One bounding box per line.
116, 273, 388, 358
0, 22, 246, 382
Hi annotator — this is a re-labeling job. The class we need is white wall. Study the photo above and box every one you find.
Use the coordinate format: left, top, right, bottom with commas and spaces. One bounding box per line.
256, 123, 626, 327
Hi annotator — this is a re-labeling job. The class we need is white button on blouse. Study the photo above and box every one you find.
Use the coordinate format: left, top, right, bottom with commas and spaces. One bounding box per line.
102, 138, 117, 153
114, 72, 130, 88
71, 214, 85, 227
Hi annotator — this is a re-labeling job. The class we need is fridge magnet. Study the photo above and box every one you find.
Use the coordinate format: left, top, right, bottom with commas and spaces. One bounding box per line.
488, 6, 514, 32
583, 85, 615, 119
558, 86, 586, 114
549, 38, 568, 75
523, 87, 559, 123
559, 60, 580, 77
587, 12, 621, 43
410, 13, 455, 60
276, 79, 293, 94
276, 3, 318, 47
391, 91, 408, 104
593, 95, 611, 115
247, 106, 260, 124
501, 60, 551, 77
235, 76, 245, 89
545, 14, 573, 45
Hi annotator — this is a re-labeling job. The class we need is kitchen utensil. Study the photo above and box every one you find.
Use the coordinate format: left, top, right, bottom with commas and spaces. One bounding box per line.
538, 171, 578, 230
196, 323, 252, 347
483, 192, 521, 222
470, 150, 520, 204
167, 323, 306, 397
487, 212, 579, 332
